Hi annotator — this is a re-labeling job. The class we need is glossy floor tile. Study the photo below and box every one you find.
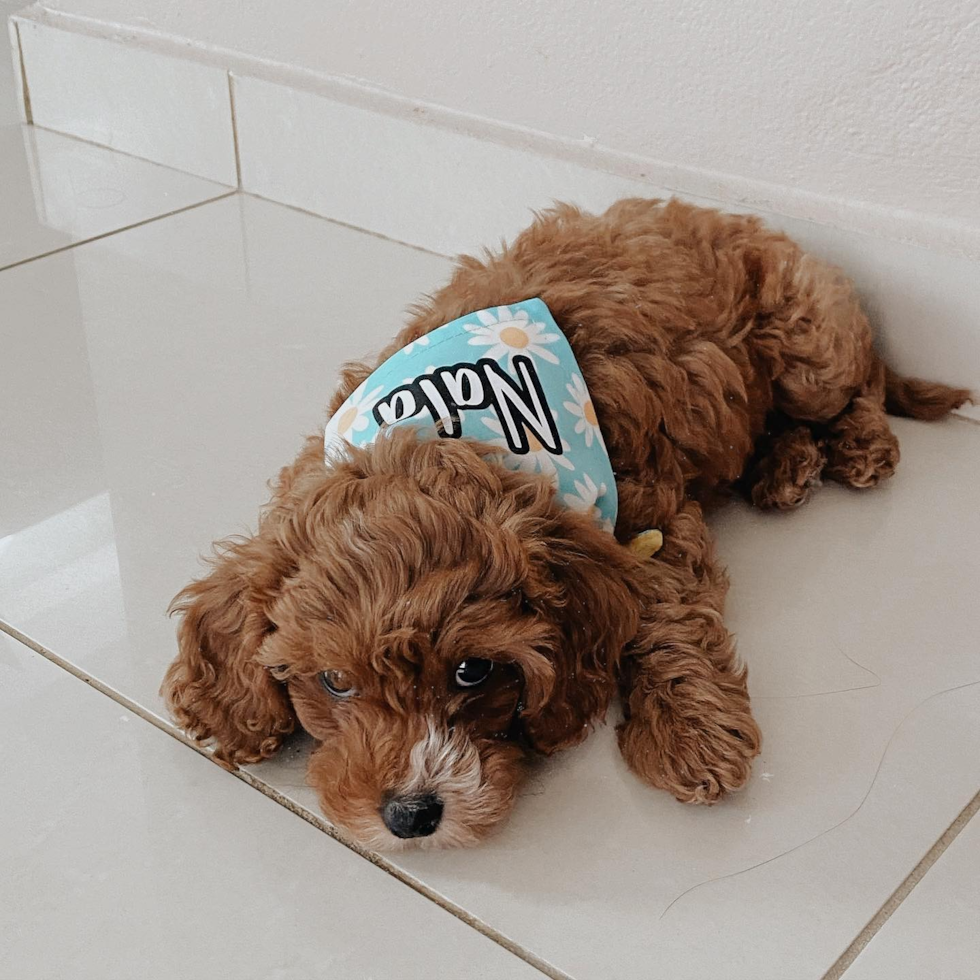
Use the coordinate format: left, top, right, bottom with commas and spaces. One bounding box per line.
0, 122, 231, 269
0, 193, 450, 708
0, 632, 540, 980
845, 804, 980, 980
1, 190, 979, 980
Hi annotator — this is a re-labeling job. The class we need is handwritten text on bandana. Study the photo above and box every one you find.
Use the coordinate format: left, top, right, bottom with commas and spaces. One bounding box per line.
324, 298, 618, 532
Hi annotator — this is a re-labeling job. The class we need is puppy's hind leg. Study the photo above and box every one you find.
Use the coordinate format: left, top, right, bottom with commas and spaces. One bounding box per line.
823, 359, 900, 489
758, 252, 902, 492
823, 357, 972, 489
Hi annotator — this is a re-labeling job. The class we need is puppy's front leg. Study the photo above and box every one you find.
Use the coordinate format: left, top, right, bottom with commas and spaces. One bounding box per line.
616, 503, 761, 803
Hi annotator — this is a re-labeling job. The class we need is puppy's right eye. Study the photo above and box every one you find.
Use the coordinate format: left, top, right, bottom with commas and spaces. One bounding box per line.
455, 659, 494, 689
319, 670, 357, 699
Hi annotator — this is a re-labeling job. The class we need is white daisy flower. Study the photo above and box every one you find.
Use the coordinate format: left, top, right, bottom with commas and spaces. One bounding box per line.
480, 415, 574, 485
562, 473, 606, 520
463, 306, 560, 367
401, 334, 431, 355
563, 374, 605, 449
324, 379, 384, 458
562, 473, 611, 528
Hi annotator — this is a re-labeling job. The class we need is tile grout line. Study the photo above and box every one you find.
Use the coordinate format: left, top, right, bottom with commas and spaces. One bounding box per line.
0, 620, 568, 980
20, 118, 235, 181
13, 19, 34, 126
0, 190, 238, 273
14, 20, 33, 124
822, 786, 980, 980
227, 72, 243, 188
239, 189, 453, 260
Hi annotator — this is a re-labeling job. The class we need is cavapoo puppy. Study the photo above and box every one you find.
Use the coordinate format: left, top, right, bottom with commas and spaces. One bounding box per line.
163, 198, 970, 849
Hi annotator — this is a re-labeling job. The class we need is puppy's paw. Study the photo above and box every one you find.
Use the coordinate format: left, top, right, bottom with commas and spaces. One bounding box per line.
825, 426, 899, 489
749, 426, 826, 511
616, 692, 761, 804
214, 734, 288, 769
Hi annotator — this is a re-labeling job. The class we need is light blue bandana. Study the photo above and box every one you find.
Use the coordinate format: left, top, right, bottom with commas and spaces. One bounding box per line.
324, 298, 617, 532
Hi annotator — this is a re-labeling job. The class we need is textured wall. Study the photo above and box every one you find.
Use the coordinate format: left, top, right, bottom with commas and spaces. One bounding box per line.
43, 0, 980, 226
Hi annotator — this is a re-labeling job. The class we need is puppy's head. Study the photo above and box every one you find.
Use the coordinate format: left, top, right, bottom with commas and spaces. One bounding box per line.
164, 428, 640, 849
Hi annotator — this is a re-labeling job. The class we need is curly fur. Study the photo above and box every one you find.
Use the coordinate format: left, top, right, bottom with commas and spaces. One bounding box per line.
162, 198, 972, 848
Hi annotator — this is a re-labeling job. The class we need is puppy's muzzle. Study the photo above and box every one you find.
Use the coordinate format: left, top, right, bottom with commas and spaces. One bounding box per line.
381, 793, 444, 839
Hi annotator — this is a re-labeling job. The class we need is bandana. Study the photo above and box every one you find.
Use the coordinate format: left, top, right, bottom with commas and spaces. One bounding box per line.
324, 298, 617, 532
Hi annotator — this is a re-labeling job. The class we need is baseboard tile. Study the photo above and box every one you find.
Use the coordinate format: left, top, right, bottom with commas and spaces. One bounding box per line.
13, 14, 236, 184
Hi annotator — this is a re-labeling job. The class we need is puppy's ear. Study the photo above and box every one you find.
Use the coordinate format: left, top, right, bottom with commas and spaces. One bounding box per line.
162, 436, 324, 767
520, 511, 641, 754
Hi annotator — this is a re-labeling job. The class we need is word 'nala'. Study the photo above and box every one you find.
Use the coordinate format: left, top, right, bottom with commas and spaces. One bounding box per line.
372, 355, 563, 456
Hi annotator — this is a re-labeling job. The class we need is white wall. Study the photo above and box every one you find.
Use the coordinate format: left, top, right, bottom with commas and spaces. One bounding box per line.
37, 0, 980, 233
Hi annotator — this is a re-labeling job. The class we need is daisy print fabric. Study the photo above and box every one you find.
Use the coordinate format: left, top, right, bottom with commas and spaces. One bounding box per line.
323, 298, 618, 532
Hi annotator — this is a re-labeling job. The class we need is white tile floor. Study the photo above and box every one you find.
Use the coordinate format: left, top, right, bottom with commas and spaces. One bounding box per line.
1, 35, 979, 980
0, 632, 539, 980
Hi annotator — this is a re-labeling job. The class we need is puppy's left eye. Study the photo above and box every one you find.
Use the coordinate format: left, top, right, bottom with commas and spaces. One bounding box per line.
455, 659, 494, 688
503, 588, 532, 614
319, 670, 357, 699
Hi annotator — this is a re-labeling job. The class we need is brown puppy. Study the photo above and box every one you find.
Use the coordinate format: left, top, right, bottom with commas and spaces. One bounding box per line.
163, 198, 970, 849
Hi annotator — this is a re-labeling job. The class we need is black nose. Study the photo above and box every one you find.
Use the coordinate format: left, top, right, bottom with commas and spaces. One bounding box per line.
382, 794, 444, 839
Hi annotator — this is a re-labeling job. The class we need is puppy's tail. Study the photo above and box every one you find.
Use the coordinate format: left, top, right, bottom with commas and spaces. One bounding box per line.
882, 361, 973, 421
